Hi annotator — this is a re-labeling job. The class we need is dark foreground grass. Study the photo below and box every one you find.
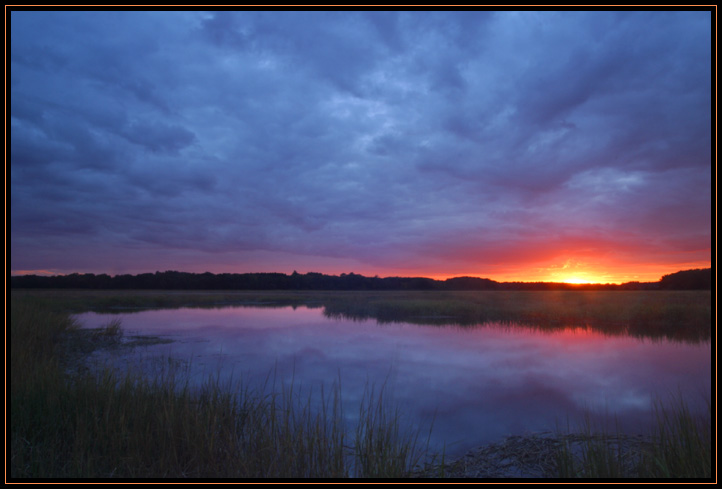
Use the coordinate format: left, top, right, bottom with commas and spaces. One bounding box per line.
10, 297, 432, 478
554, 398, 712, 478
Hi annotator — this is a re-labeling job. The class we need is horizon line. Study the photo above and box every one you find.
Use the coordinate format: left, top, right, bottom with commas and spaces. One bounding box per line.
10, 267, 712, 285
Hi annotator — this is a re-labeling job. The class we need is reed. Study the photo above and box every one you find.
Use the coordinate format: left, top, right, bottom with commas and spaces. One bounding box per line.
641, 397, 712, 478
13, 288, 710, 342
554, 397, 711, 478
9, 296, 432, 478
10, 291, 710, 478
352, 382, 432, 478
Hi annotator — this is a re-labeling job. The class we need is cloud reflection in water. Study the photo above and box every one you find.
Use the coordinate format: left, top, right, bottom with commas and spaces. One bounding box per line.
76, 305, 711, 456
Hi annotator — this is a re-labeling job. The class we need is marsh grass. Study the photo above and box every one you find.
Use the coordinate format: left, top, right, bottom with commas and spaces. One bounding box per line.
555, 398, 712, 478
321, 290, 710, 342
10, 290, 711, 478
352, 382, 433, 477
10, 297, 432, 479
12, 289, 711, 342
93, 317, 123, 340
642, 397, 713, 478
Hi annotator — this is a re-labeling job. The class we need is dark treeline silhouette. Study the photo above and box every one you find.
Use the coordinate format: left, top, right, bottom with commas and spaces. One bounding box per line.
9, 268, 712, 291
658, 268, 712, 290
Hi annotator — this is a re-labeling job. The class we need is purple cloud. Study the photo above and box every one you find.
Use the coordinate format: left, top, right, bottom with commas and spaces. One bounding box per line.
10, 10, 712, 282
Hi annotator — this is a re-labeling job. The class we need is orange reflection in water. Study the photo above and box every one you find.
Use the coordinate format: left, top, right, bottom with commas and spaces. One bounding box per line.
75, 306, 711, 458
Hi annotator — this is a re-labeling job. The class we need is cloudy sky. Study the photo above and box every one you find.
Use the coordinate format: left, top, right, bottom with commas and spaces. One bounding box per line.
10, 10, 712, 283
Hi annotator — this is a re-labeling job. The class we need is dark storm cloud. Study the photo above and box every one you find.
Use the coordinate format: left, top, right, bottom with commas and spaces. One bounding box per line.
10, 10, 711, 278
120, 121, 196, 154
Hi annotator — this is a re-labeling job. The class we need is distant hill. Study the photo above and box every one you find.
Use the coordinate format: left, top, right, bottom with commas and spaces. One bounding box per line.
9, 268, 712, 291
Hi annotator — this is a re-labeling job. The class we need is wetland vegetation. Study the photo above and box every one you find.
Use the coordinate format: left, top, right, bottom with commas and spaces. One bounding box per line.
12, 288, 712, 342
10, 295, 431, 478
9, 289, 713, 479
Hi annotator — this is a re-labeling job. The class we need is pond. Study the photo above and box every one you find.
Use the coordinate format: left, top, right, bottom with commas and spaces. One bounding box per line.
75, 305, 711, 458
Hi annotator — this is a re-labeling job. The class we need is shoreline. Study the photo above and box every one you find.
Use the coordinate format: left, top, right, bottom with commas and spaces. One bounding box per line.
416, 432, 656, 479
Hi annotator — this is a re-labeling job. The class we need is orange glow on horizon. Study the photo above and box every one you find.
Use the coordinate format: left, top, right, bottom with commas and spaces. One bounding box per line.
423, 259, 711, 285
11, 257, 712, 285
11, 269, 65, 277
561, 276, 593, 284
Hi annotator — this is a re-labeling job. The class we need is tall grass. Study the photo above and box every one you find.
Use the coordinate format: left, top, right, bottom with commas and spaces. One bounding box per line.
12, 289, 712, 341
11, 291, 711, 478
10, 297, 431, 478
555, 397, 712, 478
322, 290, 711, 341
11, 289, 711, 342
642, 397, 713, 478
352, 383, 432, 478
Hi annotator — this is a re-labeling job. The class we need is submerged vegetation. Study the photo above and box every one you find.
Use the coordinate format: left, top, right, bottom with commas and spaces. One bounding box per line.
9, 290, 712, 478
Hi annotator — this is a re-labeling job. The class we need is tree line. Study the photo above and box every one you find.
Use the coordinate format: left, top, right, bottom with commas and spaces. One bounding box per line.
9, 268, 711, 291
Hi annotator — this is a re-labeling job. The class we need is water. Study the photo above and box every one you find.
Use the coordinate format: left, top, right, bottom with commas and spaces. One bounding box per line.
75, 305, 711, 457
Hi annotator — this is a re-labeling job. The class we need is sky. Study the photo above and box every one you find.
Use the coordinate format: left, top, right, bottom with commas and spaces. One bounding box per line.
9, 10, 713, 283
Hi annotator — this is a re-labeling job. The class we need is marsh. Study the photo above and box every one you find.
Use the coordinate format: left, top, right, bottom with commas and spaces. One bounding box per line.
74, 297, 711, 459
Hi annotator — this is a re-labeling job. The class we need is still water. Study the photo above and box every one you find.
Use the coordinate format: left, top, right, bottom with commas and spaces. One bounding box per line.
76, 305, 711, 457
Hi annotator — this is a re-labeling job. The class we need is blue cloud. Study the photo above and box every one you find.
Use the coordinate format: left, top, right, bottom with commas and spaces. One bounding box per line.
10, 10, 712, 278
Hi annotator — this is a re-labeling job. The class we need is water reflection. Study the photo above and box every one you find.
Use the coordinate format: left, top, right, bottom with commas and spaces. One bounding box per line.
76, 306, 711, 457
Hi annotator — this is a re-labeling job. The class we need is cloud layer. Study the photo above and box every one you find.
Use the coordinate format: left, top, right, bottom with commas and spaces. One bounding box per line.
10, 11, 712, 281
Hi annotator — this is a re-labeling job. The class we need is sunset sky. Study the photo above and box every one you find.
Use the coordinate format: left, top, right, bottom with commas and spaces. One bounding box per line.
10, 10, 712, 283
